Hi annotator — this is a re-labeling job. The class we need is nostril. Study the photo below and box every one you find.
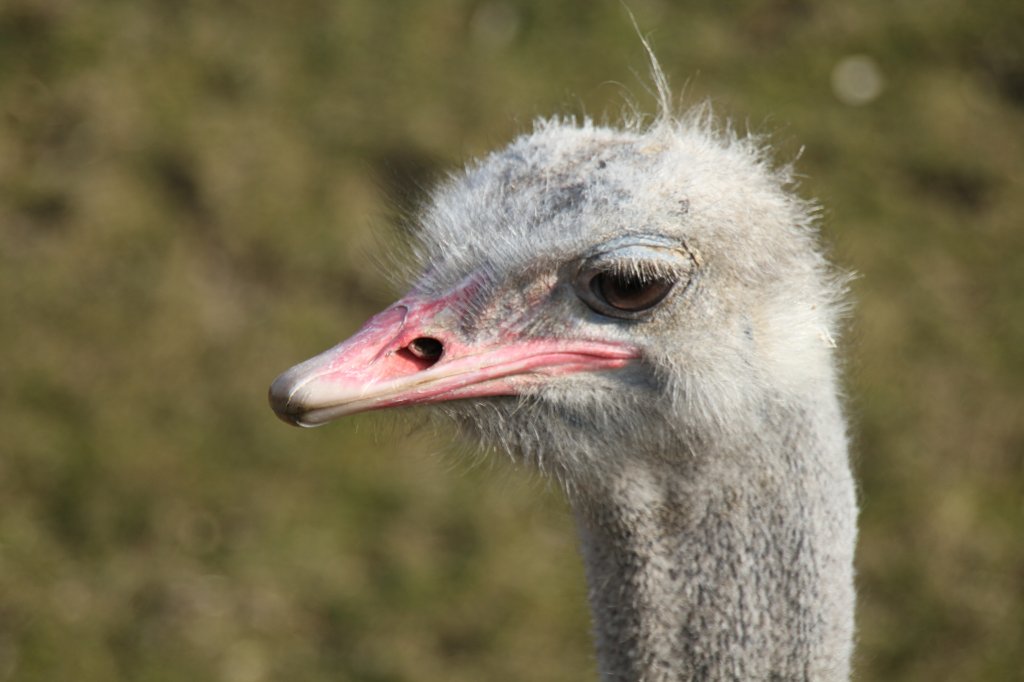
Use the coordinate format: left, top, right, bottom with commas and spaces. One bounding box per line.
406, 337, 444, 365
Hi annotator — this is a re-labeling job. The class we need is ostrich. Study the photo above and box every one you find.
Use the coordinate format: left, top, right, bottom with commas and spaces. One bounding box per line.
269, 68, 857, 680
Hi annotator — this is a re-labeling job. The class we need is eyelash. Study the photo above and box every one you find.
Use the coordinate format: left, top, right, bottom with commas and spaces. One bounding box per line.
597, 259, 681, 282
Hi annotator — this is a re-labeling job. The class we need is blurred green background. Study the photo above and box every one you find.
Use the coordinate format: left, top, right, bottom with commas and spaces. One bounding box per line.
2, 1, 1022, 680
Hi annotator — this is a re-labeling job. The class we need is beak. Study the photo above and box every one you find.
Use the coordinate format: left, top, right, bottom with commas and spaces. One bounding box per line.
268, 286, 639, 428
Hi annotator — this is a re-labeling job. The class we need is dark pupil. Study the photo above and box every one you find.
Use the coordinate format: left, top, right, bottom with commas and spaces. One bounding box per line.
594, 272, 673, 311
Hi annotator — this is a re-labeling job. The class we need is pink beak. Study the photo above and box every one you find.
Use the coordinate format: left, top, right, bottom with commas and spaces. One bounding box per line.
269, 282, 639, 428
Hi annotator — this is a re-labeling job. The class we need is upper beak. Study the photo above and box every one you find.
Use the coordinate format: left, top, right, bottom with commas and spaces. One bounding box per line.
268, 286, 639, 428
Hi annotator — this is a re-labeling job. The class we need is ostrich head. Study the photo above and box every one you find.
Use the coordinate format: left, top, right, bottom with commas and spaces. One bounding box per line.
269, 87, 859, 678
269, 112, 844, 493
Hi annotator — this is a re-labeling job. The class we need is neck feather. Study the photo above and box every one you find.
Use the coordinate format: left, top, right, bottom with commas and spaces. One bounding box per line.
570, 396, 856, 681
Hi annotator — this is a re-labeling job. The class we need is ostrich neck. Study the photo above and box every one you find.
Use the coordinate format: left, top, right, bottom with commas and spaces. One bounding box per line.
571, 401, 857, 681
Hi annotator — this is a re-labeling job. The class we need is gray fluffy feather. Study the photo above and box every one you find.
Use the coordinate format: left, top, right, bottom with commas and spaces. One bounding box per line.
398, 72, 856, 680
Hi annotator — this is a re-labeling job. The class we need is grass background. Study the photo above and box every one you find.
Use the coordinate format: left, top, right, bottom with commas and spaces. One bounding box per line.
2, 0, 1022, 680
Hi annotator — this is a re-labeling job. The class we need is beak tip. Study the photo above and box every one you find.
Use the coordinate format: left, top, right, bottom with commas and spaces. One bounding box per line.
268, 370, 304, 427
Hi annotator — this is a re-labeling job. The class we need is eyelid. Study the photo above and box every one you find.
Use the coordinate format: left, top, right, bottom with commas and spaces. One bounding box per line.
580, 237, 697, 279
589, 252, 684, 280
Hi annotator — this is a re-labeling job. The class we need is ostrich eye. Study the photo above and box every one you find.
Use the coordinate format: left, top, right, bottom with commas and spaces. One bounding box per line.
573, 236, 697, 320
591, 271, 674, 312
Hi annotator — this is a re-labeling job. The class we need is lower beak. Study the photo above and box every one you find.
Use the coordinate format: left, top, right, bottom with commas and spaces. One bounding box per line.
268, 294, 638, 428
